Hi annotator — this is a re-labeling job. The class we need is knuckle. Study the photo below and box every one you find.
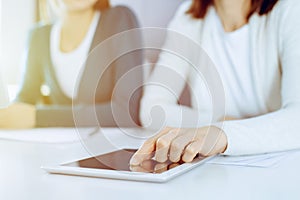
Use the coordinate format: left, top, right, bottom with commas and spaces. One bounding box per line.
142, 141, 153, 150
185, 146, 197, 156
170, 140, 182, 151
156, 157, 168, 163
144, 138, 155, 145
156, 138, 169, 148
143, 140, 151, 146
155, 150, 168, 163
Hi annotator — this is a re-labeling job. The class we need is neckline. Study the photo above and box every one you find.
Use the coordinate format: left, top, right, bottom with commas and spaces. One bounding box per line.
55, 11, 100, 54
211, 7, 249, 36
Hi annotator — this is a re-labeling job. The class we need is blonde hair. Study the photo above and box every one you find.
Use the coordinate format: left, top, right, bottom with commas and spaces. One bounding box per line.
39, 0, 111, 23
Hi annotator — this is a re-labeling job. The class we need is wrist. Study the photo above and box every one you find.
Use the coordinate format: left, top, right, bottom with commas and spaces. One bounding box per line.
210, 126, 228, 153
216, 127, 228, 153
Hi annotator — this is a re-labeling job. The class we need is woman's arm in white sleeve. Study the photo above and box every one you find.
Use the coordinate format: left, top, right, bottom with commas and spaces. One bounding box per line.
216, 1, 300, 155
140, 1, 212, 129
140, 51, 201, 129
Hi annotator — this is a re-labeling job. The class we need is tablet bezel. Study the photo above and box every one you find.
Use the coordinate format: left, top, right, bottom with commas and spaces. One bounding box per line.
42, 149, 214, 183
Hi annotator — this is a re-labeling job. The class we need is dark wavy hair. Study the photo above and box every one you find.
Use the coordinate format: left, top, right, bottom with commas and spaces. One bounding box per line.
186, 0, 279, 19
94, 0, 111, 11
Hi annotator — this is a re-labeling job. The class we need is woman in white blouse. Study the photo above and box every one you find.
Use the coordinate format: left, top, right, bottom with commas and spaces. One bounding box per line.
130, 0, 300, 166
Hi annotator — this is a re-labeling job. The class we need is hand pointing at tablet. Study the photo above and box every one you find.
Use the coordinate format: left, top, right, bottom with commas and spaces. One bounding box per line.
130, 127, 228, 166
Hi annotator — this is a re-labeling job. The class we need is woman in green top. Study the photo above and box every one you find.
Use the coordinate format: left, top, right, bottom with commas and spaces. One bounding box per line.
0, 0, 143, 129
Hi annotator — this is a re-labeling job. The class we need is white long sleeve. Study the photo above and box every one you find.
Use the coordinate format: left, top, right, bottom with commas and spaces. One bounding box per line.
140, 0, 300, 155
140, 2, 216, 129
217, 0, 300, 155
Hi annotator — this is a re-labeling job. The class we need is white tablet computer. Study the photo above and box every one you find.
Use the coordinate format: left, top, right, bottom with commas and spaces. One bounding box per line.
42, 149, 213, 183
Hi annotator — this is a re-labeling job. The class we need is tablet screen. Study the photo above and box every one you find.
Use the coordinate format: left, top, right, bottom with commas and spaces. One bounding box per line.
62, 149, 205, 174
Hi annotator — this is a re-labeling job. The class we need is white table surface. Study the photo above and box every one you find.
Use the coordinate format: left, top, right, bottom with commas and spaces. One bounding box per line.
0, 128, 299, 200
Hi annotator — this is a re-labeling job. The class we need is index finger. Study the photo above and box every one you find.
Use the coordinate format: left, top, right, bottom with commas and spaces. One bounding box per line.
130, 127, 173, 166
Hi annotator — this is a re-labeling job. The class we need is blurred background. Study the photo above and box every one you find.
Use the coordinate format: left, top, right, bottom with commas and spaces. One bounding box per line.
1, 0, 186, 100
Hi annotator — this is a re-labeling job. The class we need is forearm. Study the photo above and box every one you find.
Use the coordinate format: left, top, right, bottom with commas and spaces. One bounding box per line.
215, 105, 300, 155
36, 101, 139, 127
36, 105, 75, 127
140, 101, 213, 129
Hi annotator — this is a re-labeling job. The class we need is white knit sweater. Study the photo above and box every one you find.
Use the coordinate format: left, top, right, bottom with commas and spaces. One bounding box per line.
140, 0, 300, 155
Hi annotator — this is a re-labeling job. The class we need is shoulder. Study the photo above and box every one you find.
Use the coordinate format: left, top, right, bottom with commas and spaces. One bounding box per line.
273, 0, 300, 11
167, 1, 202, 30
28, 23, 52, 37
170, 0, 195, 23
268, 0, 300, 21
174, 0, 193, 18
105, 6, 136, 17
101, 6, 139, 29
26, 23, 52, 45
261, 0, 300, 41
166, 0, 203, 39
264, 0, 300, 60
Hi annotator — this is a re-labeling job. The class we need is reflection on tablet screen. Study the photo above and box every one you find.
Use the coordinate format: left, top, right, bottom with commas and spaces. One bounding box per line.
62, 149, 206, 174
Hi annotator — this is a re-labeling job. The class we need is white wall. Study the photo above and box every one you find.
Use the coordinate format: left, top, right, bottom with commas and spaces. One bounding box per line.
1, 0, 36, 84
111, 0, 184, 28
111, 0, 185, 64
